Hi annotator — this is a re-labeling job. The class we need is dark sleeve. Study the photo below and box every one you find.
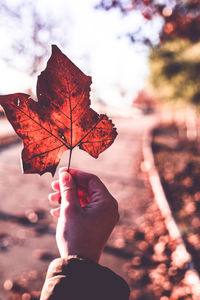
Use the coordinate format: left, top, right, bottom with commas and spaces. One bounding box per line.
40, 256, 130, 300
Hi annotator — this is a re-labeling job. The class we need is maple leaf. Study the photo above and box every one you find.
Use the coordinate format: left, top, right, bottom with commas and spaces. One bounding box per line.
0, 45, 117, 176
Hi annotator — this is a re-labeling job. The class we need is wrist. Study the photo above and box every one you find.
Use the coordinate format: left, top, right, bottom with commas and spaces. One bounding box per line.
57, 237, 104, 263
59, 248, 101, 263
67, 252, 101, 263
66, 255, 98, 263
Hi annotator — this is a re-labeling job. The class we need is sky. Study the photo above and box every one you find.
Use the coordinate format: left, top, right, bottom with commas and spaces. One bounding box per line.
0, 0, 163, 107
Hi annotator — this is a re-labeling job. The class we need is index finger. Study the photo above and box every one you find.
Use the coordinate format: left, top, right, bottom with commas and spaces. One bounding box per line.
70, 169, 118, 213
69, 169, 110, 202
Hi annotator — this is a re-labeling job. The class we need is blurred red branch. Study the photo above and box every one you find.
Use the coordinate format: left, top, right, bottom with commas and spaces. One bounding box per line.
97, 0, 200, 43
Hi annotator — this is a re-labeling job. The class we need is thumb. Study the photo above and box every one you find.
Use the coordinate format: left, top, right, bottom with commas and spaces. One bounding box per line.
59, 169, 79, 207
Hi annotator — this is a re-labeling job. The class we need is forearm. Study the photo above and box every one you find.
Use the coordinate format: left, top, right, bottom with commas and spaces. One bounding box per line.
40, 256, 130, 300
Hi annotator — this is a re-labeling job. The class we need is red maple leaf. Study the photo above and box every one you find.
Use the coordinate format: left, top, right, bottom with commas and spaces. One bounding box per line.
0, 45, 117, 176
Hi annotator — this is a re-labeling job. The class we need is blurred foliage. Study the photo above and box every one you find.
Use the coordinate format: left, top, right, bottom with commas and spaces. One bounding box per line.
149, 39, 200, 107
97, 0, 200, 44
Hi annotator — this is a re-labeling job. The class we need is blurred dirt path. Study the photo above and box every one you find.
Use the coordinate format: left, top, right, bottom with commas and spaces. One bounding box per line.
0, 114, 157, 298
0, 118, 15, 137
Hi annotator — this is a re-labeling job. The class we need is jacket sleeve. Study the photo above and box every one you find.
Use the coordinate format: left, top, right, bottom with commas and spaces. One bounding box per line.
40, 256, 130, 300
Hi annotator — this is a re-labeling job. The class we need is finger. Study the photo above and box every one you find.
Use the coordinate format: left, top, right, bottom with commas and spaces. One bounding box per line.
88, 175, 108, 196
59, 168, 80, 208
50, 207, 60, 218
69, 169, 108, 198
60, 168, 92, 190
51, 180, 60, 192
69, 169, 93, 188
48, 191, 61, 203
70, 169, 118, 211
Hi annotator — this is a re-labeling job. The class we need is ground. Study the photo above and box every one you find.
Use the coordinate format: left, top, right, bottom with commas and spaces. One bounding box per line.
1, 114, 195, 300
152, 124, 200, 274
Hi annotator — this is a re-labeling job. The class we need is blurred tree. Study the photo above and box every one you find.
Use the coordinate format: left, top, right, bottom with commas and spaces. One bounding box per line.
149, 39, 200, 107
0, 1, 69, 76
97, 0, 200, 44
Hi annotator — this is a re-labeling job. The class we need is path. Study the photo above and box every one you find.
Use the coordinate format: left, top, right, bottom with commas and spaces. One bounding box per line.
0, 113, 157, 299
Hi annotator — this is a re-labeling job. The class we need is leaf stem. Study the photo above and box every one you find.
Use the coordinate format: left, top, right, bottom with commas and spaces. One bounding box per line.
67, 148, 72, 172
67, 79, 73, 173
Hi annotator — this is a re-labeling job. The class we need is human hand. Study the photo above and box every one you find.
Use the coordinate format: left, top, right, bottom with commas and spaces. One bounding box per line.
48, 168, 119, 263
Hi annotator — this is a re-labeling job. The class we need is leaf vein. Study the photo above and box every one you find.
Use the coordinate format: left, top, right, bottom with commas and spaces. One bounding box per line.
25, 144, 64, 162
26, 135, 52, 147
80, 138, 113, 144
71, 84, 88, 113
72, 116, 104, 149
11, 104, 69, 149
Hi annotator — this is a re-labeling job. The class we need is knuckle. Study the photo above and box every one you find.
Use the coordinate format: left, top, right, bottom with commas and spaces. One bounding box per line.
62, 186, 75, 194
111, 201, 120, 223
115, 211, 120, 223
90, 174, 100, 183
112, 204, 119, 222
109, 196, 119, 210
105, 197, 119, 222
113, 197, 119, 209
